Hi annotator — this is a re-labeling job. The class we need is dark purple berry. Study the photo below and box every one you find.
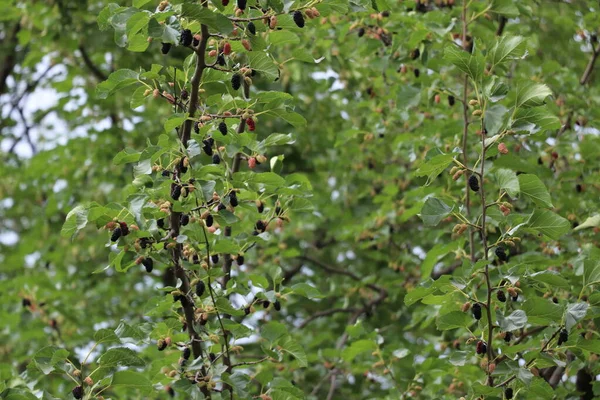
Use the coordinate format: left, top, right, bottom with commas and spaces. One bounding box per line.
504, 332, 512, 343
205, 214, 214, 227
472, 303, 482, 320
212, 154, 221, 164
171, 184, 182, 200
497, 290, 506, 303
504, 387, 513, 399
209, 352, 216, 362
448, 95, 455, 106
196, 281, 205, 297
469, 175, 480, 192
558, 328, 568, 345
247, 21, 256, 35
211, 254, 219, 263
202, 139, 213, 156
229, 191, 238, 207
72, 386, 84, 399
142, 258, 154, 273
182, 347, 191, 360
476, 340, 487, 355
237, 0, 246, 10
255, 220, 266, 232
217, 54, 226, 66
257, 201, 264, 213
110, 227, 122, 242
293, 11, 305, 28
157, 338, 167, 351
274, 300, 281, 311
358, 27, 365, 37
410, 48, 420, 59
495, 246, 508, 262
162, 170, 171, 177
231, 73, 241, 90
217, 203, 226, 211
180, 214, 190, 226
218, 121, 227, 135
161, 42, 171, 54
157, 218, 165, 229
236, 254, 244, 265
180, 29, 193, 46
22, 298, 31, 307
263, 300, 270, 308
180, 89, 189, 100
194, 121, 200, 133
244, 307, 250, 315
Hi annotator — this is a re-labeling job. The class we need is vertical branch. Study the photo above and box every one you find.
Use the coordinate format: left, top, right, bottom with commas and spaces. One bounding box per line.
222, 117, 245, 291
580, 42, 600, 85
461, 0, 475, 261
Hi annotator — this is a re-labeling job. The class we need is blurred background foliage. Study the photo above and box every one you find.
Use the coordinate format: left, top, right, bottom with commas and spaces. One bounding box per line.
1, 0, 600, 399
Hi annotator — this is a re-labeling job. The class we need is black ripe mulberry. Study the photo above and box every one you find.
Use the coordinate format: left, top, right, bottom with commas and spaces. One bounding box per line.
257, 201, 264, 213
202, 139, 213, 156
194, 121, 200, 133
111, 227, 122, 242
180, 29, 193, 46
217, 54, 226, 66
22, 298, 31, 307
247, 21, 256, 35
218, 121, 227, 135
263, 300, 270, 308
157, 338, 167, 351
476, 340, 487, 355
119, 222, 129, 236
497, 290, 506, 303
472, 303, 482, 320
468, 175, 480, 192
171, 184, 182, 200
217, 203, 226, 211
557, 328, 568, 345
274, 300, 281, 311
161, 42, 171, 55
504, 387, 513, 399
414, 68, 420, 78
222, 0, 229, 5
448, 95, 455, 106
255, 220, 266, 232
293, 11, 305, 28
180, 214, 190, 226
495, 246, 508, 262
358, 27, 365, 37
410, 48, 420, 59
504, 331, 512, 343
229, 191, 238, 207
212, 154, 221, 164
196, 281, 205, 297
211, 254, 219, 264
236, 254, 244, 265
237, 0, 246, 10
157, 218, 165, 229
205, 214, 214, 227
178, 157, 188, 174
576, 183, 583, 193
72, 385, 84, 399
231, 73, 241, 90
142, 258, 154, 273
182, 347, 191, 360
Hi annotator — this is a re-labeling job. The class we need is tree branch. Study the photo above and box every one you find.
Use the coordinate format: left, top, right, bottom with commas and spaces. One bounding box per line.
580, 42, 600, 85
78, 45, 107, 81
0, 22, 21, 95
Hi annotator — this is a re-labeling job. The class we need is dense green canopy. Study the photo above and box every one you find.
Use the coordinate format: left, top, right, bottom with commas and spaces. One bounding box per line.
1, 1, 600, 399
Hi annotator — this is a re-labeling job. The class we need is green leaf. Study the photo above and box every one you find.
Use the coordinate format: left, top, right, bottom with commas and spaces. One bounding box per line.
111, 370, 152, 393
497, 310, 528, 331
93, 329, 120, 345
484, 104, 508, 135
522, 298, 562, 325
180, 4, 218, 29
436, 311, 472, 330
583, 260, 600, 287
261, 322, 288, 344
420, 197, 454, 227
291, 283, 323, 299
488, 35, 526, 67
247, 52, 279, 81
31, 346, 70, 375
574, 215, 600, 231
421, 241, 460, 280
444, 44, 485, 82
415, 154, 454, 185
490, 0, 520, 17
341, 339, 377, 363
526, 209, 570, 240
511, 107, 560, 134
61, 205, 88, 240
518, 174, 553, 208
565, 302, 589, 331
96, 69, 139, 99
527, 271, 570, 289
279, 336, 307, 367
98, 347, 145, 367
515, 81, 553, 108
494, 168, 520, 198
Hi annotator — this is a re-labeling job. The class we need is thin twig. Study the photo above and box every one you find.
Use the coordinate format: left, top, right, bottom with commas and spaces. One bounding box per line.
580, 42, 600, 85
